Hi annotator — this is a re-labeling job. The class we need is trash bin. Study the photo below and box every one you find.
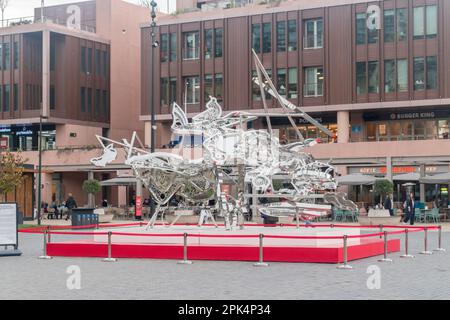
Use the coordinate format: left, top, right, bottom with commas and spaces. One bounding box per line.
261, 213, 278, 225
71, 208, 99, 227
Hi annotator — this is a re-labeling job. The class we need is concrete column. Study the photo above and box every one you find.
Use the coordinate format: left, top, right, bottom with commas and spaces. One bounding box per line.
386, 157, 393, 182
42, 29, 50, 118
118, 186, 127, 207
87, 171, 95, 207
144, 121, 151, 148
420, 164, 426, 203
337, 111, 350, 143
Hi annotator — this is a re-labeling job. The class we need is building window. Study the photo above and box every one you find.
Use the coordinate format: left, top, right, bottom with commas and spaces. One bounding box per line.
397, 8, 408, 41
304, 67, 323, 97
81, 47, 86, 73
215, 28, 223, 58
426, 56, 438, 90
368, 61, 379, 93
356, 61, 367, 95
95, 49, 101, 75
287, 68, 298, 99
87, 48, 92, 74
87, 88, 92, 112
304, 19, 323, 49
384, 10, 395, 43
102, 90, 108, 117
215, 74, 223, 102
262, 23, 271, 53
252, 24, 261, 54
204, 29, 213, 59
169, 33, 177, 61
13, 42, 19, 69
276, 21, 286, 52
413, 57, 425, 91
277, 68, 286, 97
252, 69, 271, 101
0, 44, 2, 71
204, 74, 213, 101
384, 59, 395, 93
3, 43, 10, 70
102, 51, 108, 77
184, 76, 200, 104
2, 84, 9, 112
160, 34, 169, 62
169, 77, 177, 105
95, 89, 101, 116
414, 6, 437, 40
287, 20, 297, 51
14, 84, 18, 111
183, 31, 200, 60
80, 87, 86, 112
50, 85, 55, 110
160, 78, 169, 106
397, 59, 408, 92
356, 13, 366, 45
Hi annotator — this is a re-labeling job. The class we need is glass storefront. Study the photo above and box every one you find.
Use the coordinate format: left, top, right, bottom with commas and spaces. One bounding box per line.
287, 123, 337, 143
0, 124, 56, 151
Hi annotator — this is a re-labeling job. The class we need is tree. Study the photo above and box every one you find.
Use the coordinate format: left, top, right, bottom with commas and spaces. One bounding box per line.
0, 0, 9, 28
373, 179, 394, 206
0, 151, 25, 201
82, 179, 102, 208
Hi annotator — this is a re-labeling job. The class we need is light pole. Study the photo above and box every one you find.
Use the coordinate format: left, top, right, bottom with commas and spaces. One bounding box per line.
149, 0, 158, 215
37, 112, 48, 226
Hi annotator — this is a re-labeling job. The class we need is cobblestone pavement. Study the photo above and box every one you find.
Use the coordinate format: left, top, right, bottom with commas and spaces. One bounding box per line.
1, 231, 449, 300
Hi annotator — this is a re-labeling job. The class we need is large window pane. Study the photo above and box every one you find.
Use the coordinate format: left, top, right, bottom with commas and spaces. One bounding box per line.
426, 6, 437, 38
397, 59, 408, 92
160, 78, 168, 106
204, 74, 213, 101
414, 7, 425, 39
287, 68, 298, 99
277, 68, 286, 97
3, 84, 9, 112
384, 10, 395, 42
3, 43, 10, 70
215, 28, 223, 57
183, 31, 199, 60
397, 8, 408, 41
426, 56, 438, 90
262, 23, 271, 53
356, 62, 366, 95
276, 21, 286, 52
160, 34, 169, 62
384, 60, 395, 93
215, 74, 223, 102
184, 76, 200, 104
304, 19, 323, 48
169, 77, 177, 104
368, 61, 379, 93
414, 57, 425, 91
356, 13, 366, 45
204, 29, 213, 59
287, 20, 297, 51
169, 33, 177, 61
304, 67, 323, 97
252, 24, 261, 53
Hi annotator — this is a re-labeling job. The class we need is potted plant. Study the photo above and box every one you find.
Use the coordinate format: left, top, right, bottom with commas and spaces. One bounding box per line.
82, 179, 102, 208
373, 179, 394, 208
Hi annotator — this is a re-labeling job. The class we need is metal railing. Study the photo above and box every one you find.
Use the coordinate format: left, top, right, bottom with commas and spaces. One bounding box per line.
0, 16, 96, 33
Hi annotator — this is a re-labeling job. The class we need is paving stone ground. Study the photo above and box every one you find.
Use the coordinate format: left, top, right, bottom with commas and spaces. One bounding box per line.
1, 230, 449, 300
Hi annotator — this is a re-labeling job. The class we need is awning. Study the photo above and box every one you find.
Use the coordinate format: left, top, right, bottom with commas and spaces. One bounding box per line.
419, 173, 450, 184
100, 177, 137, 186
336, 174, 376, 186
392, 172, 421, 181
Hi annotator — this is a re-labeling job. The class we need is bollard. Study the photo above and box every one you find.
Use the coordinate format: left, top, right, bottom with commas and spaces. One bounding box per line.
102, 231, 117, 262
400, 229, 415, 258
178, 233, 193, 265
38, 229, 52, 260
253, 234, 269, 267
434, 225, 446, 252
378, 231, 393, 262
420, 227, 433, 255
337, 235, 352, 269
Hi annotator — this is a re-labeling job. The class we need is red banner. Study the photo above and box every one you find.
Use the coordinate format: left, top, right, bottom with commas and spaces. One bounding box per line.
135, 196, 142, 218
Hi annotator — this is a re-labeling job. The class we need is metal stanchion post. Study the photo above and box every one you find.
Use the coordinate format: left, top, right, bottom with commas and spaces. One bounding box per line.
420, 227, 433, 255
379, 224, 383, 239
253, 234, 269, 267
295, 210, 300, 229
178, 233, 193, 264
434, 225, 446, 252
400, 229, 415, 258
337, 235, 352, 269
378, 231, 393, 262
102, 231, 117, 262
38, 229, 52, 259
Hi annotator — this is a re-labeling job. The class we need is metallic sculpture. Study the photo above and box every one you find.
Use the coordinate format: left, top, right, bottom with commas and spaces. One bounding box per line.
90, 51, 357, 229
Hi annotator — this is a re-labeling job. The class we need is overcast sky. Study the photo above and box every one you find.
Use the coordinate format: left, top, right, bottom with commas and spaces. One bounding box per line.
2, 0, 174, 20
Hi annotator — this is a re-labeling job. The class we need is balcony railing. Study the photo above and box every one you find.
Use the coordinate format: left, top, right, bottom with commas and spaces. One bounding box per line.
0, 16, 96, 33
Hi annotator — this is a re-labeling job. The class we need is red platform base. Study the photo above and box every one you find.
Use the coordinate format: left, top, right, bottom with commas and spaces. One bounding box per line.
47, 238, 400, 263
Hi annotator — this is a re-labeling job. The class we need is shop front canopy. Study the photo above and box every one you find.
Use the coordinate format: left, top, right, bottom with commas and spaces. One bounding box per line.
392, 172, 421, 181
419, 173, 450, 184
100, 177, 138, 186
336, 174, 376, 186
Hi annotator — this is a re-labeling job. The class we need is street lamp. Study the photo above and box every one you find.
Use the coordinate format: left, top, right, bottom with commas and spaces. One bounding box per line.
149, 0, 158, 215
37, 111, 48, 226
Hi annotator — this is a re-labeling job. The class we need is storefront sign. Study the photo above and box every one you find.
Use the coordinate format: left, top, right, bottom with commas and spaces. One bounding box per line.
0, 137, 8, 149
364, 109, 450, 122
0, 126, 11, 133
0, 203, 18, 246
350, 166, 447, 175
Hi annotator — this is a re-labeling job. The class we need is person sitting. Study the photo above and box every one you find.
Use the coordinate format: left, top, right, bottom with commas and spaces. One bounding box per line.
102, 199, 108, 207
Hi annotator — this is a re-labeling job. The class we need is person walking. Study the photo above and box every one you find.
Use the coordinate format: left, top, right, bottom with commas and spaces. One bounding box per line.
384, 194, 394, 216
65, 193, 78, 221
403, 192, 416, 225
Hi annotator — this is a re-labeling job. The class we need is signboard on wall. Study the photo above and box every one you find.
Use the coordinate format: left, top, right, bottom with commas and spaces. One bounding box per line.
0, 203, 21, 256
0, 137, 8, 150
